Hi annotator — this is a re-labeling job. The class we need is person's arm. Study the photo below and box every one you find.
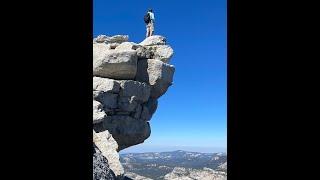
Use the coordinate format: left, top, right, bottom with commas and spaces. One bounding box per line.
152, 13, 155, 23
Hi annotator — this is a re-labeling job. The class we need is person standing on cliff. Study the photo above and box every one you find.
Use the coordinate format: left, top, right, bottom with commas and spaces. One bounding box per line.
144, 8, 155, 37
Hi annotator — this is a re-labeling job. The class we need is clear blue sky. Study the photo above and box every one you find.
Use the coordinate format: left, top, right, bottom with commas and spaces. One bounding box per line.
94, 0, 226, 153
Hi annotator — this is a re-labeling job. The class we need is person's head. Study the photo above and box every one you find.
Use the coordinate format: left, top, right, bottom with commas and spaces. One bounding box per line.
148, 8, 153, 13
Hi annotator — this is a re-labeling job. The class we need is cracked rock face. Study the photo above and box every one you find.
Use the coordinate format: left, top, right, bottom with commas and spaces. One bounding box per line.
93, 34, 175, 179
93, 130, 124, 178
93, 144, 117, 180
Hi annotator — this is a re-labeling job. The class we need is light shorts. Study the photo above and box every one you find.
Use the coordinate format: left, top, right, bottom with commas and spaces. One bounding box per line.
147, 22, 154, 32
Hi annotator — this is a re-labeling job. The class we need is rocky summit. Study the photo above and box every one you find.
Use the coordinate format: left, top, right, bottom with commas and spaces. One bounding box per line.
93, 35, 175, 180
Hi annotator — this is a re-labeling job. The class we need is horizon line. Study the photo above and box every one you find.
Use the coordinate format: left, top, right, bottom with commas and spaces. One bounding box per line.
119, 145, 227, 154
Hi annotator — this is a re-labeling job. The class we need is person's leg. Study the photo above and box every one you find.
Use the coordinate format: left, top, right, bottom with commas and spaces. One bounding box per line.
150, 23, 154, 36
147, 24, 151, 37
146, 25, 149, 37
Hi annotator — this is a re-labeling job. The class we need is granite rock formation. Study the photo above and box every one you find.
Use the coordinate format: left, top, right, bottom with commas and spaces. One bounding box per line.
93, 34, 175, 180
93, 144, 117, 180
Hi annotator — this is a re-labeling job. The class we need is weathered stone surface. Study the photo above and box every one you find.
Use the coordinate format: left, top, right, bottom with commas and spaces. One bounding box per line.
118, 80, 151, 102
93, 100, 107, 124
153, 45, 174, 63
139, 35, 166, 46
107, 43, 120, 49
95, 92, 118, 111
144, 98, 158, 116
116, 42, 140, 50
140, 105, 151, 121
133, 104, 142, 119
106, 35, 129, 44
93, 130, 124, 178
93, 46, 138, 79
93, 144, 117, 180
94, 35, 129, 44
136, 59, 175, 98
118, 96, 138, 112
139, 98, 158, 121
93, 91, 99, 100
93, 76, 120, 93
92, 35, 175, 176
93, 42, 111, 53
115, 111, 131, 115
136, 46, 154, 59
136, 45, 173, 63
93, 35, 109, 43
94, 116, 151, 151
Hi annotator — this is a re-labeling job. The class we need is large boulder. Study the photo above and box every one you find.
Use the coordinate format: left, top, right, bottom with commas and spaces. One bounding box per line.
139, 35, 166, 46
105, 35, 129, 44
94, 92, 118, 112
93, 46, 138, 79
153, 45, 174, 63
93, 87, 155, 149
93, 35, 110, 43
136, 59, 175, 98
136, 44, 173, 63
94, 35, 129, 44
94, 116, 151, 151
118, 80, 151, 102
93, 77, 120, 93
93, 130, 124, 178
92, 34, 174, 155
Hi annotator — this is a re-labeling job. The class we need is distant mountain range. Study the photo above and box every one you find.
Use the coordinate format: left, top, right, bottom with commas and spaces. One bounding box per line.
120, 150, 227, 180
